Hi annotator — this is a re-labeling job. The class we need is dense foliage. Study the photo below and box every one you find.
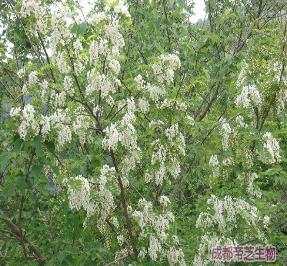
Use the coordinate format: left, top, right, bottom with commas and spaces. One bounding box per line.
1, 0, 287, 265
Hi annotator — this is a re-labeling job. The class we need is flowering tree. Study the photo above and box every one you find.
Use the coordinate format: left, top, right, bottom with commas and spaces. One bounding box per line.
1, 0, 287, 265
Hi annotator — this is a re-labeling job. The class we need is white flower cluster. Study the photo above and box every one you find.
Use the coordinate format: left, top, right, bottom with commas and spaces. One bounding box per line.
86, 71, 116, 98
20, 0, 46, 28
17, 67, 25, 78
263, 215, 270, 228
72, 107, 93, 145
151, 144, 167, 185
22, 84, 28, 96
21, 0, 40, 16
64, 165, 116, 230
102, 123, 120, 151
87, 17, 124, 101
91, 11, 107, 24
152, 54, 181, 84
220, 119, 232, 151
148, 124, 185, 185
246, 172, 261, 198
121, 147, 141, 176
96, 165, 116, 222
20, 0, 51, 33
277, 89, 287, 113
158, 99, 187, 112
235, 85, 262, 108
261, 132, 281, 164
235, 115, 248, 128
89, 38, 108, 62
159, 195, 171, 207
39, 80, 49, 102
63, 76, 74, 95
103, 98, 139, 153
28, 71, 38, 85
138, 97, 150, 114
196, 195, 259, 233
49, 5, 72, 52
10, 104, 72, 149
165, 123, 186, 157
193, 235, 236, 266
135, 75, 166, 102
10, 104, 39, 139
64, 175, 96, 221
194, 194, 266, 265
105, 19, 125, 56
108, 59, 121, 75
222, 157, 233, 166
103, 99, 141, 177
39, 109, 72, 148
104, 0, 131, 17
50, 90, 66, 108
89, 14, 125, 61
209, 154, 219, 177
18, 74, 92, 149
133, 198, 185, 265
51, 51, 70, 74
57, 124, 72, 147
167, 246, 185, 266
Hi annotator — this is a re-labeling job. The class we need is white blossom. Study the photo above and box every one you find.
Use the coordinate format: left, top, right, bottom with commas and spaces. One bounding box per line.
152, 54, 181, 84
57, 125, 72, 147
17, 104, 39, 139
28, 71, 38, 85
159, 195, 170, 207
108, 59, 121, 75
138, 98, 150, 113
63, 76, 74, 94
73, 39, 82, 55
261, 132, 281, 164
220, 119, 232, 151
209, 155, 219, 177
235, 85, 261, 108
236, 115, 248, 128
247, 172, 261, 198
117, 235, 124, 246
52, 52, 70, 74
167, 247, 186, 266
17, 67, 25, 78
40, 115, 51, 138
10, 107, 22, 117
86, 71, 115, 97
222, 157, 233, 166
89, 39, 108, 62
65, 175, 90, 211
22, 84, 28, 96
104, 19, 125, 56
21, 0, 40, 17
148, 236, 161, 261
114, 1, 131, 17
102, 123, 120, 151
263, 215, 270, 228
168, 158, 181, 178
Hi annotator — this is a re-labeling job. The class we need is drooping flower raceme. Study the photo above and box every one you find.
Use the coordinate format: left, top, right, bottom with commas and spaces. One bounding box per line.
194, 194, 266, 265
209, 154, 219, 177
133, 198, 185, 265
64, 175, 96, 221
220, 119, 232, 151
235, 85, 262, 108
10, 104, 39, 140
261, 132, 281, 164
152, 54, 181, 84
